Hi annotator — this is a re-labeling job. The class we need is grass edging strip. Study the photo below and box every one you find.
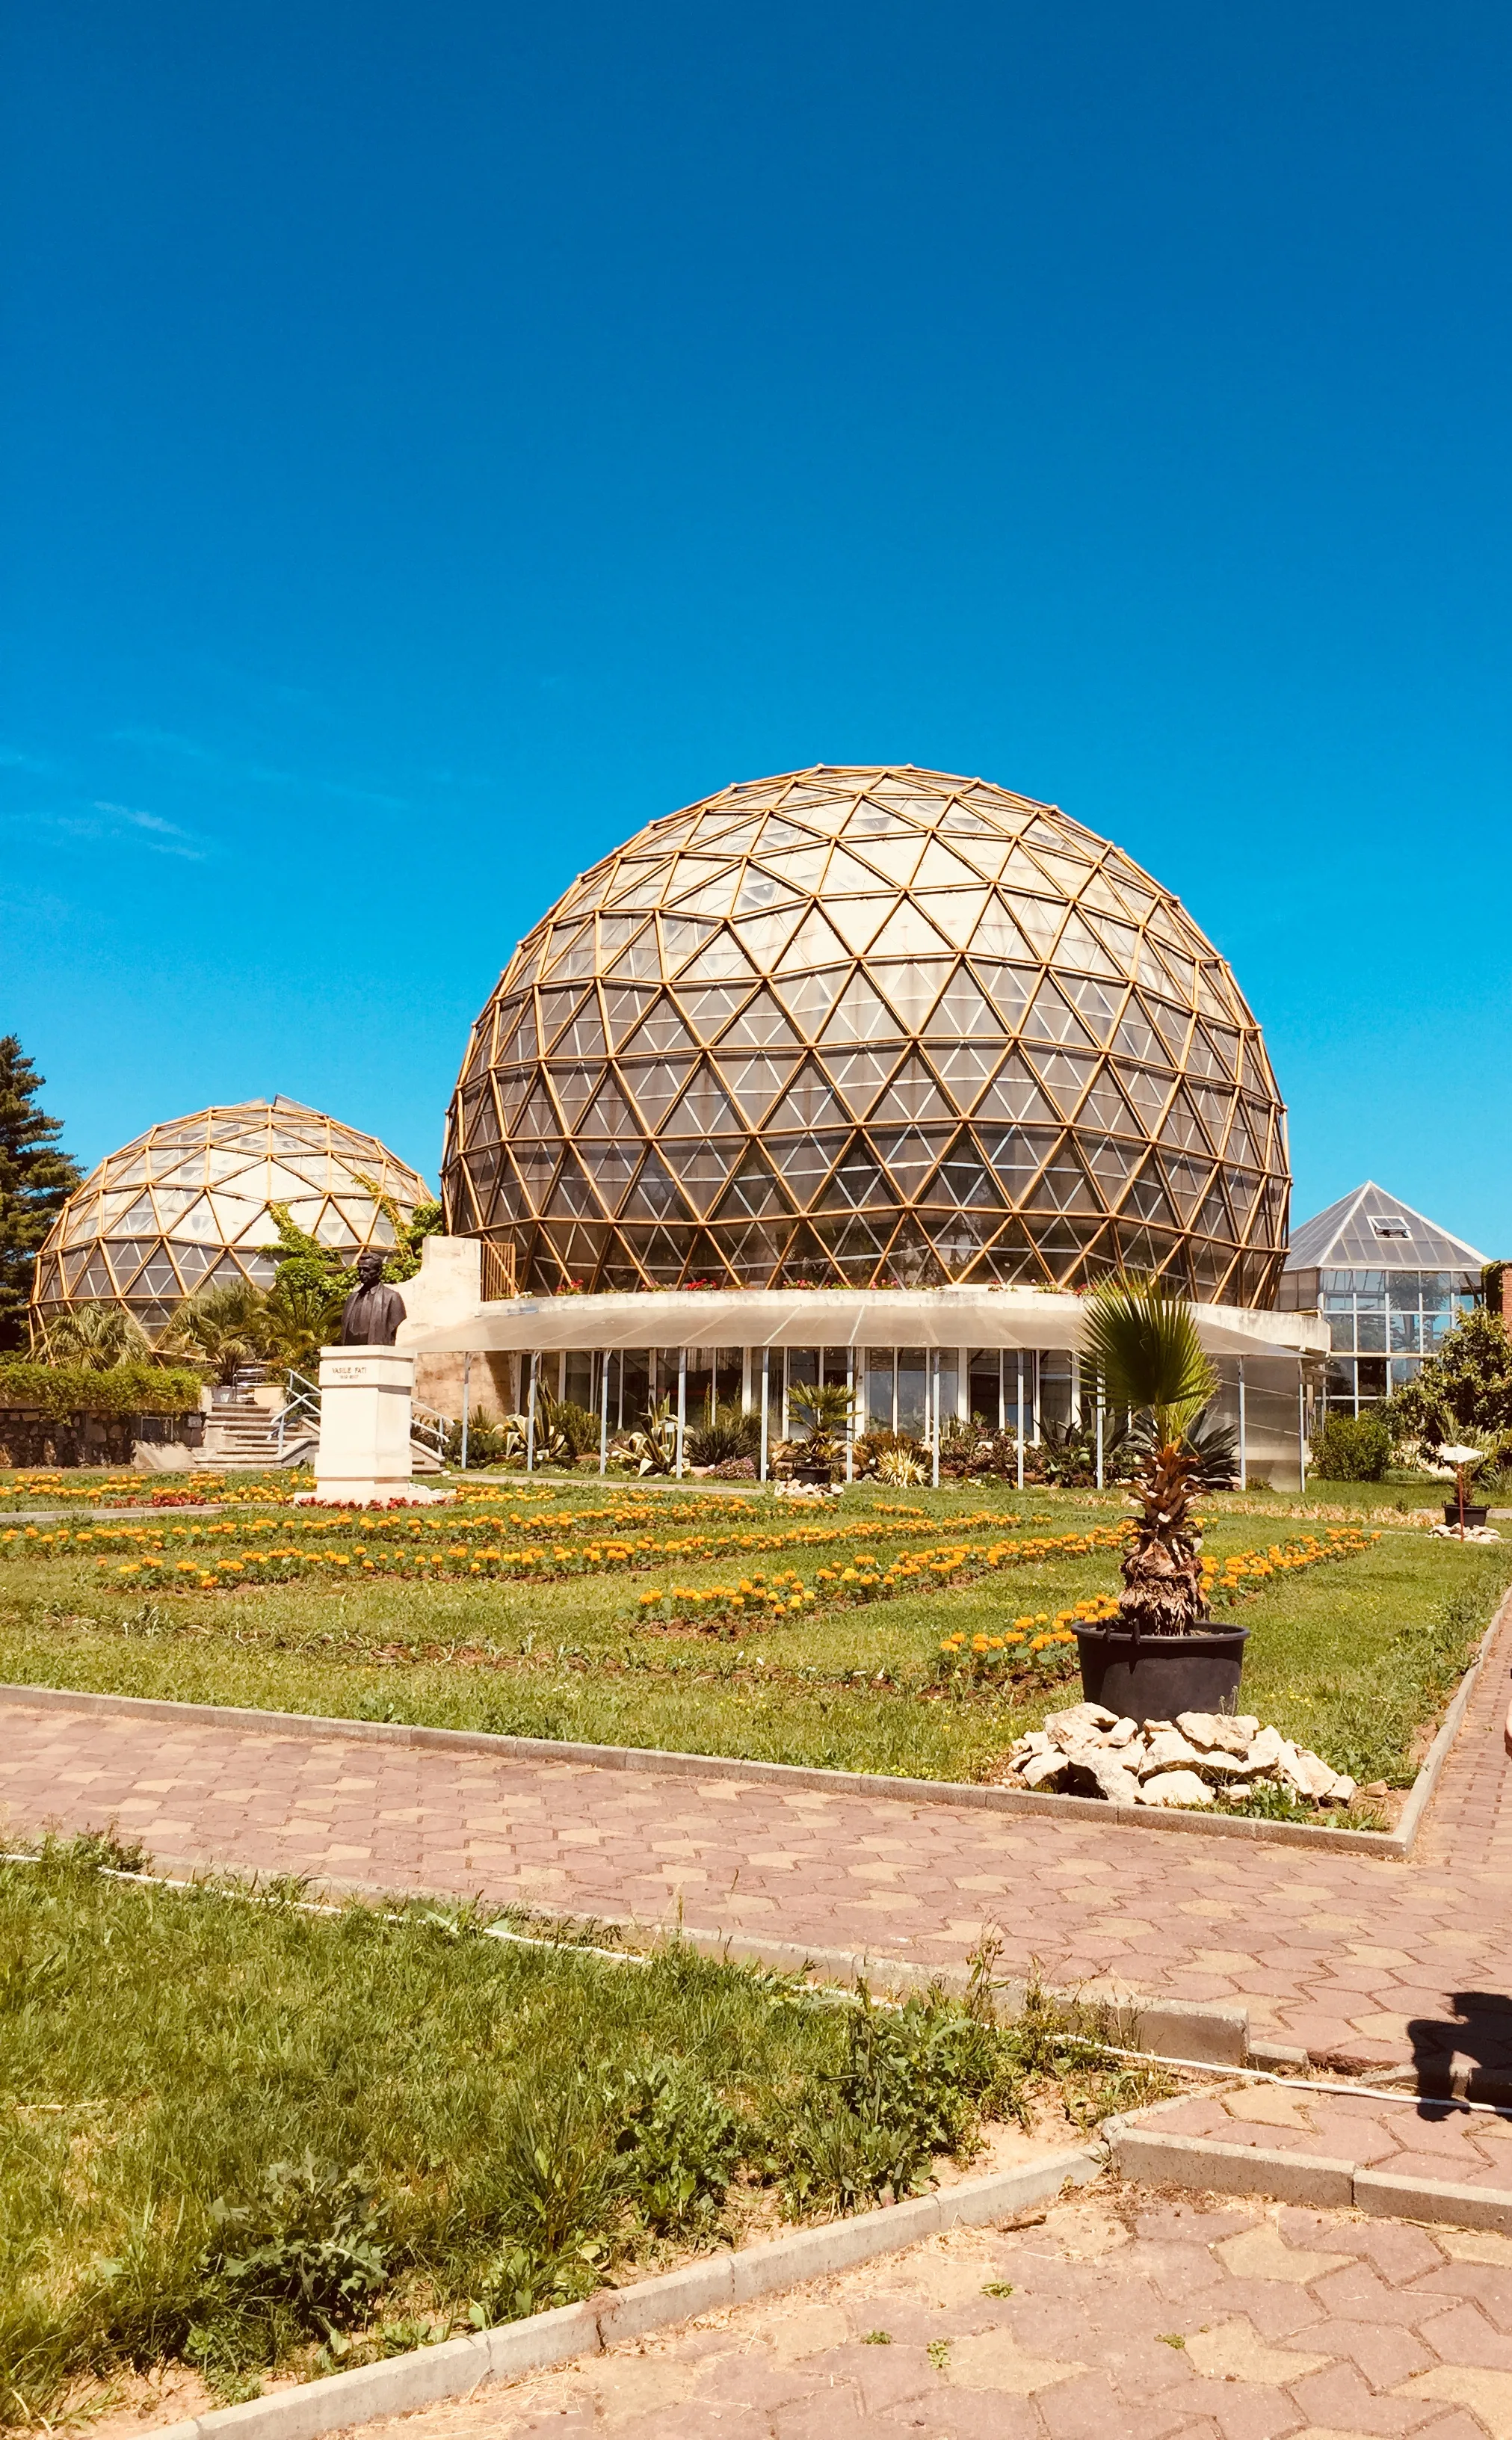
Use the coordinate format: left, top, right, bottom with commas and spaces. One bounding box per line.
141, 2145, 1102, 2440
0, 1678, 1438, 1859
1105, 2095, 1512, 2224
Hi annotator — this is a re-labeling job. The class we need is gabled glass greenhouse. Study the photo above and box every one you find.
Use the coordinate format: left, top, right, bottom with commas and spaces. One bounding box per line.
1278, 1181, 1486, 1413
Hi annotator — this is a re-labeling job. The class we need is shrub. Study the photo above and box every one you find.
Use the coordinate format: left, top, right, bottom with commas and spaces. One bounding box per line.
0, 1359, 204, 1417
1311, 1411, 1392, 1482
685, 1404, 760, 1467
853, 1429, 928, 1483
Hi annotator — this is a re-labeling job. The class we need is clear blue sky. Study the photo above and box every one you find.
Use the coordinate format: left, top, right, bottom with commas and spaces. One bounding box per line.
5, 2, 1509, 1254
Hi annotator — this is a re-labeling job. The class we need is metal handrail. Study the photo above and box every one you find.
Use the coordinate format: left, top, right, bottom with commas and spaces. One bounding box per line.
274, 1370, 322, 1462
270, 1371, 454, 1467
410, 1397, 452, 1463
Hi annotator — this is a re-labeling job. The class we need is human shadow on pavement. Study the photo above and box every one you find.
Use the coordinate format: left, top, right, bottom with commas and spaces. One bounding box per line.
1407, 1990, 1512, 2110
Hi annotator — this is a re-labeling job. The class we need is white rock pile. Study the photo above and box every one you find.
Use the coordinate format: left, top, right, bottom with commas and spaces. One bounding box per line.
1005, 1702, 1357, 1811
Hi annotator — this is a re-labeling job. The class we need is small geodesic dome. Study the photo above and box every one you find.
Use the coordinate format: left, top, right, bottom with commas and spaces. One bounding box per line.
30, 1097, 431, 1341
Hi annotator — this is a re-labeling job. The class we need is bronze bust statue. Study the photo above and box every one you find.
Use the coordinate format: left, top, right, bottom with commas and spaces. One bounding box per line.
339, 1250, 407, 1346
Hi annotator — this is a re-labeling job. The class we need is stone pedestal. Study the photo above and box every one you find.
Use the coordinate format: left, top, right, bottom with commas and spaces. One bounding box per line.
312, 1346, 419, 1503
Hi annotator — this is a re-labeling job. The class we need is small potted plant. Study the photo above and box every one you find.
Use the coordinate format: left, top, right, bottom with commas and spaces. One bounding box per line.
1076, 1273, 1247, 1718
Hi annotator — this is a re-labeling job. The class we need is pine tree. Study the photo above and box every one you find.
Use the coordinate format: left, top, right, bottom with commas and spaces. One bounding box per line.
0, 1037, 83, 1349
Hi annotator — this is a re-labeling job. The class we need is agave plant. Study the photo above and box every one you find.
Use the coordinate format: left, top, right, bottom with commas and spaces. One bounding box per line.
1081, 1274, 1219, 1635
615, 1398, 679, 1476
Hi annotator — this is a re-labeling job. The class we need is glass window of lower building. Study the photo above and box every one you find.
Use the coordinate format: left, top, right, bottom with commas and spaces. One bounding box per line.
1318, 1269, 1478, 1412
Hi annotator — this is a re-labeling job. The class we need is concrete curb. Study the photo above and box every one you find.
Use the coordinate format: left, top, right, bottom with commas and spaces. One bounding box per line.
1104, 2098, 1512, 2229
142, 2145, 1102, 2440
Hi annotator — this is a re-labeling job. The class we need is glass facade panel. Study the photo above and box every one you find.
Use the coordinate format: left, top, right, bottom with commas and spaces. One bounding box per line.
897, 1349, 928, 1437
1039, 1353, 1074, 1433
968, 1350, 1002, 1427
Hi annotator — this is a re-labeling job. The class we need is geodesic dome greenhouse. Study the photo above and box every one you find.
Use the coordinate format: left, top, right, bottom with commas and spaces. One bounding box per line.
443, 766, 1289, 1302
31, 1097, 431, 1342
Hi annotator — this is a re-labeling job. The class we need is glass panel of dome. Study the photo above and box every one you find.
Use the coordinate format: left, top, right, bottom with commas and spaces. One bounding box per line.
731, 907, 806, 965
765, 1061, 846, 1131
819, 845, 891, 896
577, 1077, 641, 1139
662, 1068, 742, 1137
772, 908, 847, 973
843, 805, 916, 845
714, 1157, 787, 1220
621, 1150, 690, 1221
623, 997, 694, 1055
974, 1055, 1056, 1125
620, 1060, 694, 1125
658, 915, 716, 967
547, 1066, 603, 1126
818, 973, 892, 1044
919, 1040, 995, 1107
1025, 1047, 1095, 1117
869, 1056, 954, 1126
671, 922, 754, 981
773, 968, 844, 1035
867, 901, 952, 960
771, 1134, 845, 1201
605, 859, 670, 908
874, 1126, 952, 1194
602, 983, 658, 1040
677, 982, 751, 1041
816, 1146, 887, 1210
912, 838, 982, 890
721, 981, 804, 1049
1112, 1005, 1163, 1063
1058, 975, 1123, 1042
720, 1052, 797, 1122
497, 1068, 534, 1125
543, 1155, 600, 1218
731, 869, 800, 915
537, 986, 589, 1047
1024, 977, 1096, 1046
1158, 1091, 1208, 1152
874, 958, 952, 1029
512, 1082, 561, 1140
914, 887, 990, 949
1053, 911, 1121, 978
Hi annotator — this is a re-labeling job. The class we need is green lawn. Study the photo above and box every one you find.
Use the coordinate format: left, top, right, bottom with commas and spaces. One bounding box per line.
0, 1837, 1158, 2421
2, 1476, 1506, 1789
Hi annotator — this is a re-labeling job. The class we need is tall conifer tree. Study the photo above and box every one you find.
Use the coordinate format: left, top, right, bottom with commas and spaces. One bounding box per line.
0, 1037, 82, 1348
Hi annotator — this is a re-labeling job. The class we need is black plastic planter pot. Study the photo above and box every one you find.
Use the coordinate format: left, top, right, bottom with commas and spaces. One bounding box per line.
1074, 1624, 1250, 1720
793, 1462, 833, 1487
1444, 1502, 1490, 1529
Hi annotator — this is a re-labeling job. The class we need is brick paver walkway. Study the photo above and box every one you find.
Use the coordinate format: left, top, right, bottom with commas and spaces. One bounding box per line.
1137, 2083, 1512, 2196
341, 2189, 1512, 2440
1, 1590, 1509, 2079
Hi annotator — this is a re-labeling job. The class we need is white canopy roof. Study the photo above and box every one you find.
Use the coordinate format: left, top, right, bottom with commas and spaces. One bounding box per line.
397, 1245, 1327, 1361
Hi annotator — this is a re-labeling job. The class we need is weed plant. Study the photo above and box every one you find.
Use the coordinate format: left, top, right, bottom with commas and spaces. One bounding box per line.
0, 1841, 1150, 2423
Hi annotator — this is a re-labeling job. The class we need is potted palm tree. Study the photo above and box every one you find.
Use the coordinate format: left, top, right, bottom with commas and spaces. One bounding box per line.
1076, 1273, 1247, 1719
787, 1381, 856, 1485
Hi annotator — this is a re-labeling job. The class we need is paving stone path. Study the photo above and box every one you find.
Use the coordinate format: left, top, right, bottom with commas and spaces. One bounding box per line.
1, 1589, 1509, 2079
340, 2189, 1512, 2440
